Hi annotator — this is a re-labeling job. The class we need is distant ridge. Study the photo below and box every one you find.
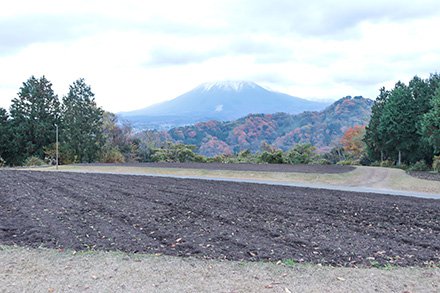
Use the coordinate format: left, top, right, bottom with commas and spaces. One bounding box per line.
146, 96, 374, 157
119, 81, 329, 130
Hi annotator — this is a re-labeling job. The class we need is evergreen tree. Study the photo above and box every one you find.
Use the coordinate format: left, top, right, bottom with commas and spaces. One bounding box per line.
421, 89, 440, 154
409, 76, 437, 162
0, 108, 12, 164
378, 82, 418, 165
62, 78, 104, 163
364, 87, 389, 161
9, 76, 60, 165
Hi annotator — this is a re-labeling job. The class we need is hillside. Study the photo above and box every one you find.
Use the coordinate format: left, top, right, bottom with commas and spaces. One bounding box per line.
146, 96, 373, 156
119, 81, 328, 130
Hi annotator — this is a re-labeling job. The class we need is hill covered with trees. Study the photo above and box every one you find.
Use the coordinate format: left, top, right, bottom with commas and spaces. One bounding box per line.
161, 96, 372, 157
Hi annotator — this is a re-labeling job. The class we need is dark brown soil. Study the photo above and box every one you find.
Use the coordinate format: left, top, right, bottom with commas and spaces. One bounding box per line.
81, 162, 355, 174
1, 170, 439, 267
408, 171, 440, 182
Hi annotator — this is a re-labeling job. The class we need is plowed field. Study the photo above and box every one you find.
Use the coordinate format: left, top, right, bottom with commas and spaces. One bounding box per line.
1, 170, 439, 267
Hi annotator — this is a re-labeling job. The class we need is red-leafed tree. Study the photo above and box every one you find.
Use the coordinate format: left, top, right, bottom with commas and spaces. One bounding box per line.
340, 125, 366, 159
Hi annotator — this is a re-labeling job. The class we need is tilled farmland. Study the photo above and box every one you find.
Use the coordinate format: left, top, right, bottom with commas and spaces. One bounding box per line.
0, 170, 439, 267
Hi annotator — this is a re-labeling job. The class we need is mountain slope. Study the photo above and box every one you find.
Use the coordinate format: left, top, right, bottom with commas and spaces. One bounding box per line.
158, 96, 373, 156
120, 81, 329, 130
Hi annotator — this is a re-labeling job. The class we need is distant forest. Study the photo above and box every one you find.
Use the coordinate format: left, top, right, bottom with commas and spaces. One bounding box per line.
0, 74, 439, 171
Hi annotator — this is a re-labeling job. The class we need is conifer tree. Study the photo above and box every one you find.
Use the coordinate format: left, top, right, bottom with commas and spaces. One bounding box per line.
9, 76, 60, 165
62, 78, 104, 163
421, 89, 440, 154
364, 87, 389, 161
378, 82, 417, 165
0, 108, 12, 164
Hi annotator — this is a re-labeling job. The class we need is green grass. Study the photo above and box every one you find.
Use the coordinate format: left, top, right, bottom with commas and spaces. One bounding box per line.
282, 259, 297, 267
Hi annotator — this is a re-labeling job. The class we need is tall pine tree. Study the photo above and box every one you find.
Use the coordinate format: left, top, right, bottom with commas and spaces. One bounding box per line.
0, 108, 12, 164
61, 78, 104, 163
421, 88, 440, 154
9, 76, 60, 165
378, 82, 417, 165
364, 87, 389, 161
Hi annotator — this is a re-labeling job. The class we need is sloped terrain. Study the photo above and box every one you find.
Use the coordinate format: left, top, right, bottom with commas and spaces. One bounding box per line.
1, 170, 439, 267
155, 95, 373, 156
119, 81, 327, 130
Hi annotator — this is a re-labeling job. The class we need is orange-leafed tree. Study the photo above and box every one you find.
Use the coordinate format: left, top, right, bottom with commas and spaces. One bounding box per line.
340, 125, 366, 159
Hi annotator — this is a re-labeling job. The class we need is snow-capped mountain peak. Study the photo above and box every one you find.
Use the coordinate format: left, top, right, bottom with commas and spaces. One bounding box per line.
120, 80, 330, 130
199, 81, 259, 92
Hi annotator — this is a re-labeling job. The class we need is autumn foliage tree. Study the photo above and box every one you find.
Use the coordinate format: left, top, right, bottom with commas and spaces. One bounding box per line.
340, 125, 366, 159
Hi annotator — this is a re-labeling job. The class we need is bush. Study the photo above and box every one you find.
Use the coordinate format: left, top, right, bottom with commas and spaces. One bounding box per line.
323, 146, 346, 164
151, 143, 206, 163
380, 160, 394, 168
24, 156, 45, 166
370, 161, 381, 167
284, 144, 316, 164
432, 155, 440, 172
100, 147, 125, 163
408, 160, 430, 171
208, 154, 231, 163
359, 155, 372, 166
310, 158, 331, 165
337, 160, 354, 166
0, 156, 5, 167
259, 150, 284, 164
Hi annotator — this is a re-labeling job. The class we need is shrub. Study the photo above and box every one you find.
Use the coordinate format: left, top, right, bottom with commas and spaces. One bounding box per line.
359, 155, 372, 166
24, 156, 45, 166
408, 160, 430, 172
284, 143, 316, 164
380, 160, 394, 168
100, 147, 125, 163
323, 146, 346, 164
370, 161, 381, 167
337, 160, 354, 166
310, 158, 331, 165
259, 150, 284, 164
150, 143, 206, 163
433, 155, 440, 172
208, 154, 231, 163
0, 156, 5, 167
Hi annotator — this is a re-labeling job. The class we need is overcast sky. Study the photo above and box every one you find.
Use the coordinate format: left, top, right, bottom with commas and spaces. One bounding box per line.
1, 0, 440, 112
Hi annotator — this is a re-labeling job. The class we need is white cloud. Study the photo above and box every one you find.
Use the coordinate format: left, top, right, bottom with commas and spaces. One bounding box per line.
1, 0, 440, 112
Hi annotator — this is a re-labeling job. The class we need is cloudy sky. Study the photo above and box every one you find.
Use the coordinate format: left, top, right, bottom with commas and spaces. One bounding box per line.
1, 0, 440, 112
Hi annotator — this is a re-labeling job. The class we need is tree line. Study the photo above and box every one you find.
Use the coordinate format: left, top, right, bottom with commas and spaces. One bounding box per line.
364, 73, 440, 169
0, 76, 107, 166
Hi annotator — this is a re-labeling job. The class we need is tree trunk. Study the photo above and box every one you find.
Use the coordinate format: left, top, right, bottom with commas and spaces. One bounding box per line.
380, 150, 384, 162
398, 150, 401, 166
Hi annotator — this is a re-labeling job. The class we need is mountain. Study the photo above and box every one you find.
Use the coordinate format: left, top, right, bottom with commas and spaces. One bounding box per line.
145, 96, 373, 156
120, 81, 329, 130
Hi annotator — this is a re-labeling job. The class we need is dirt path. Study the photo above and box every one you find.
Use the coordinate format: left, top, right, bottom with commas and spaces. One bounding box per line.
28, 164, 440, 195
1, 246, 439, 293
348, 167, 392, 188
